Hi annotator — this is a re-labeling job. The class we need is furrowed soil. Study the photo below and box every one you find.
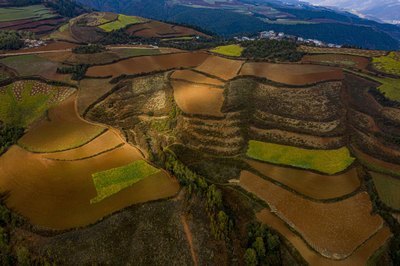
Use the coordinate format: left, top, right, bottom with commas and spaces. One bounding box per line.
301, 54, 370, 70
172, 80, 225, 117
240, 62, 344, 85
195, 55, 244, 80
43, 130, 124, 161
256, 209, 392, 266
86, 52, 209, 77
245, 159, 360, 200
239, 171, 383, 259
19, 95, 106, 153
0, 145, 178, 229
171, 69, 224, 86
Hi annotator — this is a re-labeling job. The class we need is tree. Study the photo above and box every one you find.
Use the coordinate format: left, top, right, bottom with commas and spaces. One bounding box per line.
244, 248, 258, 266
253, 237, 266, 258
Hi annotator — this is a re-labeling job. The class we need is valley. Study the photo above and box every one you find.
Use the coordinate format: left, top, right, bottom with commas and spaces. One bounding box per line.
0, 1, 399, 265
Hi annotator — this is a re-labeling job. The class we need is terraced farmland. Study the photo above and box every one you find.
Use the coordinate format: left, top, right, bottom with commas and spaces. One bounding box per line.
240, 171, 384, 259
99, 14, 146, 32
210, 44, 243, 57
372, 52, 400, 76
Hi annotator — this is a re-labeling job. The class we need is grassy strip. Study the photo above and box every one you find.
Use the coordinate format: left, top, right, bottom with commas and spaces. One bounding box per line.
0, 5, 55, 22
99, 14, 145, 32
91, 160, 160, 204
246, 140, 355, 175
210, 44, 243, 57
372, 52, 400, 76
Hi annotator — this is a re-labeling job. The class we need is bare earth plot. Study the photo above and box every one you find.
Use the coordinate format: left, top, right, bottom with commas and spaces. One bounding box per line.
240, 62, 344, 85
19, 94, 106, 153
0, 145, 178, 229
171, 70, 225, 86
245, 159, 360, 200
195, 55, 244, 80
172, 80, 225, 117
87, 52, 209, 78
239, 171, 384, 259
256, 209, 391, 266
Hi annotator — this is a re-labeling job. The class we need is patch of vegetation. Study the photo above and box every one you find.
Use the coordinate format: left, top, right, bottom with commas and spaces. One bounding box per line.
0, 31, 34, 50
57, 64, 88, 80
210, 44, 243, 57
72, 44, 106, 54
99, 14, 144, 32
0, 82, 54, 128
245, 222, 281, 266
164, 151, 234, 240
373, 52, 400, 76
0, 125, 24, 155
371, 173, 400, 210
241, 39, 303, 62
0, 4, 55, 22
91, 160, 160, 203
368, 86, 400, 108
246, 140, 355, 175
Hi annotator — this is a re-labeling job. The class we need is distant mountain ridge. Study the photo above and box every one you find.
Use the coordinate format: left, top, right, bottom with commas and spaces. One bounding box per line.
301, 0, 400, 24
75, 0, 400, 50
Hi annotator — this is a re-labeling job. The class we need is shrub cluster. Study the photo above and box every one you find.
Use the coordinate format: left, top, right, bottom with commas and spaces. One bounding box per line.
57, 64, 89, 80
72, 44, 106, 54
241, 39, 303, 62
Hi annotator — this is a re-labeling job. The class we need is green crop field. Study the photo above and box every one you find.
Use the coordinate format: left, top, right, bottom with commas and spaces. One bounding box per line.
0, 81, 54, 127
211, 44, 244, 57
0, 5, 56, 22
372, 52, 400, 76
91, 160, 161, 203
0, 54, 59, 77
371, 172, 400, 210
246, 140, 355, 174
99, 14, 145, 32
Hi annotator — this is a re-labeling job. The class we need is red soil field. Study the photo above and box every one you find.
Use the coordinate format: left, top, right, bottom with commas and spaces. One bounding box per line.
195, 55, 244, 80
244, 159, 360, 200
172, 80, 225, 117
240, 171, 383, 259
240, 62, 344, 85
43, 129, 124, 161
4, 18, 66, 32
351, 146, 400, 175
0, 145, 179, 229
256, 209, 392, 266
127, 20, 206, 38
171, 69, 225, 86
19, 94, 107, 153
302, 54, 370, 70
87, 52, 209, 78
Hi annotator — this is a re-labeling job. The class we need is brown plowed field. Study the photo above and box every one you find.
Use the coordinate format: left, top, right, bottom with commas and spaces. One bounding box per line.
245, 159, 360, 200
172, 80, 225, 117
19, 95, 106, 153
43, 130, 124, 161
195, 55, 244, 80
301, 54, 370, 69
240, 171, 383, 259
0, 145, 179, 229
171, 70, 225, 86
127, 20, 206, 38
256, 209, 392, 266
86, 52, 209, 77
77, 78, 114, 115
351, 146, 400, 176
240, 63, 344, 85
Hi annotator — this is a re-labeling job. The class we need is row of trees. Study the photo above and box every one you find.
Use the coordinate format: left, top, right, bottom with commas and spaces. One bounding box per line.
56, 64, 88, 80
72, 44, 106, 54
241, 39, 303, 62
164, 152, 233, 240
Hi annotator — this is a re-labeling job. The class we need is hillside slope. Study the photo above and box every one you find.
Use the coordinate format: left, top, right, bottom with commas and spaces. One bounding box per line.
76, 0, 400, 50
